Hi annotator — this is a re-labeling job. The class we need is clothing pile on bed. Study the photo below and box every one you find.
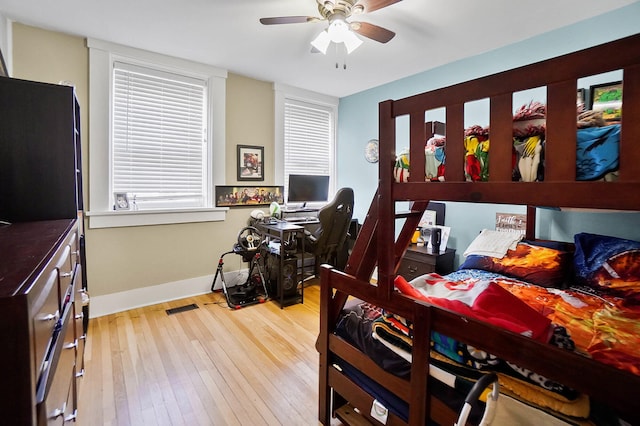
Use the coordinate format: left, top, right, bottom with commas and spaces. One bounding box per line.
393, 100, 621, 184
335, 230, 640, 425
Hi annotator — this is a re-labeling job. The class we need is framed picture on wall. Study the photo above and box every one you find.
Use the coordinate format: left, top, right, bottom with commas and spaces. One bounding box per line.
589, 81, 622, 123
237, 145, 264, 181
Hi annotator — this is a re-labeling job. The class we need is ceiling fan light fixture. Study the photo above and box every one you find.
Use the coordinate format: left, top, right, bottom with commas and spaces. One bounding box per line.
342, 29, 363, 54
311, 16, 363, 55
311, 30, 331, 54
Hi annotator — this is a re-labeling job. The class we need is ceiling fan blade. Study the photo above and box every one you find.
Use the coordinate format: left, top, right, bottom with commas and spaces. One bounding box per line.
350, 21, 395, 43
355, 0, 402, 13
259, 16, 319, 25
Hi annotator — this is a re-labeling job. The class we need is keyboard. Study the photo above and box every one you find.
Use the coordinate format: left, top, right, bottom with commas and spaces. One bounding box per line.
284, 216, 317, 223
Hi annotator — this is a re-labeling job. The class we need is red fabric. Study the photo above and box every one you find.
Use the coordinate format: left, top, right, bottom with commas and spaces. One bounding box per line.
394, 274, 553, 342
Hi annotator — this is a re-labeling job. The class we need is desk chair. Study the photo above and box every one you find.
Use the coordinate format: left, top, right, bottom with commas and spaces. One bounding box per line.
304, 188, 354, 275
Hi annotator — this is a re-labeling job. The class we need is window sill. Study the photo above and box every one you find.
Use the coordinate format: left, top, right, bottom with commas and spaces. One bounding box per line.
86, 207, 228, 229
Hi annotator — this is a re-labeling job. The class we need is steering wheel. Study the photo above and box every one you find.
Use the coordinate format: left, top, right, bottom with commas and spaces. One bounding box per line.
237, 226, 263, 251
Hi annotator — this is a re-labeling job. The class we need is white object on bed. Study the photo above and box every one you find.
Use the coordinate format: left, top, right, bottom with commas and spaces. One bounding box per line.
463, 229, 523, 258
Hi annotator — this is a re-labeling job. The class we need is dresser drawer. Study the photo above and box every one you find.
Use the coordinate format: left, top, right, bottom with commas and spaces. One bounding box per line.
55, 244, 74, 311
71, 264, 86, 377
32, 270, 61, 376
37, 303, 77, 425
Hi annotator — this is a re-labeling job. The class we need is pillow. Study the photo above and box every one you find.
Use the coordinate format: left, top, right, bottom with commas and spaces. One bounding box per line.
574, 233, 640, 302
463, 229, 523, 258
459, 242, 572, 288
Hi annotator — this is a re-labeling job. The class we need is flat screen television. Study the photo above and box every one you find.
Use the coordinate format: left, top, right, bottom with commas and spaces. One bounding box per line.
287, 174, 330, 208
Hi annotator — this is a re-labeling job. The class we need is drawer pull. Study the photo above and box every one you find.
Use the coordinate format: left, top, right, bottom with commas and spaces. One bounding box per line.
50, 403, 66, 419
64, 409, 78, 422
408, 266, 418, 273
64, 339, 78, 350
59, 271, 73, 278
40, 311, 60, 322
79, 333, 87, 341
76, 369, 85, 378
75, 312, 84, 320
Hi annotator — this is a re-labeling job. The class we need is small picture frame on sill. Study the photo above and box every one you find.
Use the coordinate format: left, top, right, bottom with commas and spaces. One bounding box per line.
114, 192, 130, 210
237, 145, 264, 181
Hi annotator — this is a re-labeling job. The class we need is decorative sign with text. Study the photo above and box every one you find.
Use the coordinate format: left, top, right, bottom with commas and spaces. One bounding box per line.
496, 213, 527, 235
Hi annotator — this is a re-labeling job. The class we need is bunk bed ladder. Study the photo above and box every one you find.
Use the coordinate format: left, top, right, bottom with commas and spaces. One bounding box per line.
319, 191, 432, 425
326, 191, 430, 322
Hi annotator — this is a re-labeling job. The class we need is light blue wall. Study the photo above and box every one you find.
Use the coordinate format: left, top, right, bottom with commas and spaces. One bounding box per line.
337, 3, 640, 267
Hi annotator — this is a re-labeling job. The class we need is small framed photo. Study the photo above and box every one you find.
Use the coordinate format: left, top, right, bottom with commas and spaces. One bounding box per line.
237, 145, 264, 181
589, 81, 622, 123
114, 192, 130, 210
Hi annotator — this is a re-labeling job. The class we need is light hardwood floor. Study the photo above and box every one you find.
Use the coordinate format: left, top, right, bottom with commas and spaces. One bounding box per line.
77, 282, 336, 425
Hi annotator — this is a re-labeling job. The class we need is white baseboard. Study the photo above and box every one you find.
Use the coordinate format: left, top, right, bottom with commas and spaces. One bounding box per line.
89, 269, 247, 318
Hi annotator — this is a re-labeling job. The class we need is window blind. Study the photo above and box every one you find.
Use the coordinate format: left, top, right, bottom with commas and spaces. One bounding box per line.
284, 99, 333, 199
112, 62, 207, 209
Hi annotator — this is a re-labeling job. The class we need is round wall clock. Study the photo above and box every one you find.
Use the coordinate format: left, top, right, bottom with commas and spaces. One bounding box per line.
365, 139, 379, 163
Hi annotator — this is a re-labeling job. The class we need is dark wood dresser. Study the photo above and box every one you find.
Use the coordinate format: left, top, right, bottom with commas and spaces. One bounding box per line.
0, 220, 85, 425
0, 76, 87, 425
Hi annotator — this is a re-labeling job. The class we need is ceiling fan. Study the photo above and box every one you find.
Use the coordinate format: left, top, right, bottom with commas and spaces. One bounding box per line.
259, 0, 401, 54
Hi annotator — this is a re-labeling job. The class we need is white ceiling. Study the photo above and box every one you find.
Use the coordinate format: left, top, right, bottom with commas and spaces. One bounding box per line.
1, 0, 636, 98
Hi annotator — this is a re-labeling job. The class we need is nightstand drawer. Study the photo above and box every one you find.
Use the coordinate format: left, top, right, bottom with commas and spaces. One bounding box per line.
399, 247, 456, 281
398, 257, 435, 281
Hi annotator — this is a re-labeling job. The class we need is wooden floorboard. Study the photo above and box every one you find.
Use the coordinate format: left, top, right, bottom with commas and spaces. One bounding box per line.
77, 281, 346, 425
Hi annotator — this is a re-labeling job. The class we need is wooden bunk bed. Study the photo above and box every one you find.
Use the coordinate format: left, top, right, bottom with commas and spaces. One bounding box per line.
318, 33, 640, 426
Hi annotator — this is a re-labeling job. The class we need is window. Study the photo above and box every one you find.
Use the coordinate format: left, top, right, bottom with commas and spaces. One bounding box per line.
274, 84, 338, 206
87, 39, 227, 228
112, 62, 207, 210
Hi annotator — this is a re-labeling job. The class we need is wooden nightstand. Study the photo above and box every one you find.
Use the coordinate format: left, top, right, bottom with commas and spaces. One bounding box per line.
398, 246, 456, 281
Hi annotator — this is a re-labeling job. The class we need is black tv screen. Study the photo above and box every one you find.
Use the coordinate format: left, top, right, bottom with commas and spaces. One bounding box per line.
287, 174, 330, 205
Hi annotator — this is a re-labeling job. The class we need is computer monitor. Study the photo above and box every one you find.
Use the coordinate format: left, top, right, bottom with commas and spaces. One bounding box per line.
287, 174, 330, 208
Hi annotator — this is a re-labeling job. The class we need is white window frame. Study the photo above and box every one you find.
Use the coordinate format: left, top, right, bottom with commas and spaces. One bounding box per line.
87, 39, 227, 228
274, 83, 338, 209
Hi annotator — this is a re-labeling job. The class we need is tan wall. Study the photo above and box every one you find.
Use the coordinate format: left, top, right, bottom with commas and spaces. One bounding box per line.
12, 23, 276, 298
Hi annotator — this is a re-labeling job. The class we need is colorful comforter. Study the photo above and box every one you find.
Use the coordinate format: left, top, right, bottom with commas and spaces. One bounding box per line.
376, 269, 639, 419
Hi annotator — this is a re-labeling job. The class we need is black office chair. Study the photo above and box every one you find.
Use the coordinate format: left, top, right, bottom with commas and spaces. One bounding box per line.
304, 187, 354, 275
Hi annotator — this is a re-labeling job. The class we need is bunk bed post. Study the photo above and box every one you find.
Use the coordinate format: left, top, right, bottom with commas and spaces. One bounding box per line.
408, 302, 431, 426
378, 99, 396, 301
317, 264, 333, 425
526, 205, 537, 240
